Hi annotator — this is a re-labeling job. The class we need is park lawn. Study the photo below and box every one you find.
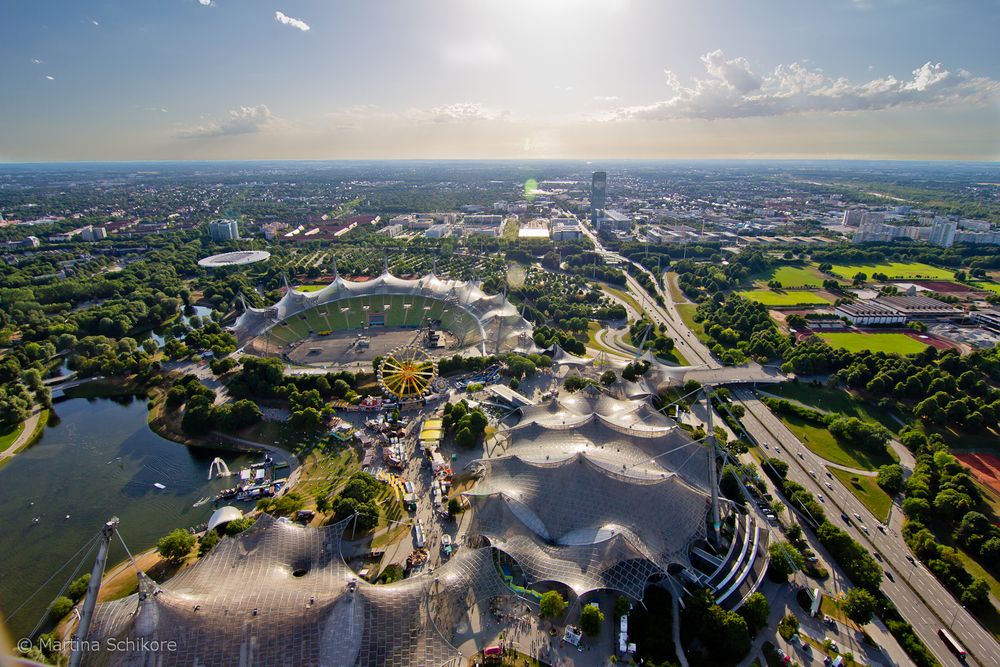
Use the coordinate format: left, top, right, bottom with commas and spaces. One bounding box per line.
295, 284, 326, 292
676, 303, 709, 345
828, 467, 892, 522
763, 382, 902, 432
828, 261, 954, 281
818, 332, 927, 355
777, 412, 897, 470
665, 272, 689, 304
738, 290, 831, 307
0, 421, 26, 453
767, 265, 828, 288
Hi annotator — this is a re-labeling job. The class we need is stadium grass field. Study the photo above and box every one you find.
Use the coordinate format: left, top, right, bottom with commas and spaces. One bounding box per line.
818, 331, 928, 354
294, 284, 325, 292
828, 261, 954, 281
766, 265, 828, 288
262, 294, 479, 346
738, 290, 832, 306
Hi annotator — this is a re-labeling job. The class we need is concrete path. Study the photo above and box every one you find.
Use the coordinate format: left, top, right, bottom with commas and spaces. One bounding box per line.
0, 406, 43, 463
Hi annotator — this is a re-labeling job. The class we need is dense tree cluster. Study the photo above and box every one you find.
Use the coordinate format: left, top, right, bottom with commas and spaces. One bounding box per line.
900, 429, 997, 615
682, 589, 751, 661
628, 318, 675, 355
442, 399, 488, 449
695, 294, 790, 364
673, 250, 771, 300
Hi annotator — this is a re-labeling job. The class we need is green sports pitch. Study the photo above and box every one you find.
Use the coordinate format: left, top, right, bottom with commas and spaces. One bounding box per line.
828, 262, 954, 281
817, 332, 928, 354
738, 290, 832, 306
765, 265, 827, 288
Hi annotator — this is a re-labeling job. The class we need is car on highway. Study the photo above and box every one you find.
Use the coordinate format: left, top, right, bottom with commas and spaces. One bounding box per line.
861, 525, 869, 535
877, 524, 887, 534
809, 470, 817, 478
825, 481, 833, 490
854, 512, 862, 521
826, 471, 833, 479
798, 452, 804, 459
873, 551, 883, 562
817, 494, 824, 502
884, 569, 894, 582
906, 555, 916, 565
841, 513, 851, 525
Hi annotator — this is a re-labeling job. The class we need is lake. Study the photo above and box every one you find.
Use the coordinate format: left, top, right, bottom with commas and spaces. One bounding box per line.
0, 395, 290, 638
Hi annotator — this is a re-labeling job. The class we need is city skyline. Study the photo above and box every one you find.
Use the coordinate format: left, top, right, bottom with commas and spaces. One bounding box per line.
1, 0, 999, 162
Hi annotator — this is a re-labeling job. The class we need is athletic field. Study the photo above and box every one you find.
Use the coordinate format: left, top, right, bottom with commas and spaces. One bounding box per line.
766, 265, 827, 288
828, 262, 954, 281
739, 290, 832, 307
817, 332, 928, 354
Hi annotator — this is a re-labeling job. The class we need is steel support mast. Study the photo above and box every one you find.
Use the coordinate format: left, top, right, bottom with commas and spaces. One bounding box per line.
69, 517, 119, 667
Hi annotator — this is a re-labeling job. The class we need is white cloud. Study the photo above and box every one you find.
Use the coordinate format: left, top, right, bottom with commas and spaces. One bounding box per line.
31, 58, 43, 65
274, 11, 310, 32
45, 75, 55, 81
425, 103, 505, 123
178, 104, 274, 138
198, 0, 213, 5
593, 95, 620, 102
91, 19, 99, 26
612, 51, 1000, 121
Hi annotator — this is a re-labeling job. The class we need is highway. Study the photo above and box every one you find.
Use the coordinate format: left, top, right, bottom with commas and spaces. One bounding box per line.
733, 387, 1000, 667
574, 211, 1000, 666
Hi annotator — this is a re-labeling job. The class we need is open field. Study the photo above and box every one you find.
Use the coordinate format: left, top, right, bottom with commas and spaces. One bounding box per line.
676, 303, 708, 345
776, 412, 897, 470
828, 261, 954, 281
766, 265, 827, 288
761, 382, 902, 432
817, 332, 928, 354
738, 290, 831, 307
295, 284, 326, 292
829, 467, 892, 522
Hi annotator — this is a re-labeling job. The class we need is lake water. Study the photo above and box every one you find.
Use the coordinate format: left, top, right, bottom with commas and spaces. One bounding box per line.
0, 395, 290, 637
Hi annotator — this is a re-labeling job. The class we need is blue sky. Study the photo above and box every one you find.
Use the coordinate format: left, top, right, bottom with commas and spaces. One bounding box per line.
1, 0, 998, 161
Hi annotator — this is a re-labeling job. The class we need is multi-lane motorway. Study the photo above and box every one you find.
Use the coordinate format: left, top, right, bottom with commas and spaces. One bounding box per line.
575, 212, 1000, 665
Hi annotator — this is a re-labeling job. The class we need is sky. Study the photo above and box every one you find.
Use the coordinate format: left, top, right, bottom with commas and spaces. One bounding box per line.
1, 0, 998, 162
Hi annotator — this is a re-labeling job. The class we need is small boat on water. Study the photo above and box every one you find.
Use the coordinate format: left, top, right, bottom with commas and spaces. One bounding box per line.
153, 483, 166, 490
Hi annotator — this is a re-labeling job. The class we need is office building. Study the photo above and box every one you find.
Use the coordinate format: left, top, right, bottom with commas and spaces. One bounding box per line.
208, 219, 240, 242
591, 171, 607, 225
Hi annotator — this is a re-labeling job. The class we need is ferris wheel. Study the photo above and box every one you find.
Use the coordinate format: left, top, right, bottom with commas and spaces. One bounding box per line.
378, 346, 438, 398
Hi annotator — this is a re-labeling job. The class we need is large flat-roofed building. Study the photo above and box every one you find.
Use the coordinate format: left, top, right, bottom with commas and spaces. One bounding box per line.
597, 209, 631, 232
835, 301, 907, 326
551, 221, 583, 241
873, 294, 963, 320
207, 218, 240, 242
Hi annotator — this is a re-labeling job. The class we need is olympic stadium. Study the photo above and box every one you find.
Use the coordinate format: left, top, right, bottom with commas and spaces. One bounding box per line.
232, 269, 536, 365
84, 389, 769, 667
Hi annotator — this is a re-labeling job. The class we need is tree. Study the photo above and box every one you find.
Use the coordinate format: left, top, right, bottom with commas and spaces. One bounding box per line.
580, 604, 605, 636
539, 590, 567, 619
455, 426, 475, 449
768, 541, 804, 581
67, 574, 91, 602
156, 528, 196, 563
199, 530, 220, 555
841, 588, 877, 625
49, 595, 74, 621
600, 370, 617, 386
961, 578, 991, 611
876, 464, 904, 495
739, 591, 770, 633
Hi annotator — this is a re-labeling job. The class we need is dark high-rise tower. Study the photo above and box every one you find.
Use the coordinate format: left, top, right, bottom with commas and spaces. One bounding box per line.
590, 171, 606, 225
